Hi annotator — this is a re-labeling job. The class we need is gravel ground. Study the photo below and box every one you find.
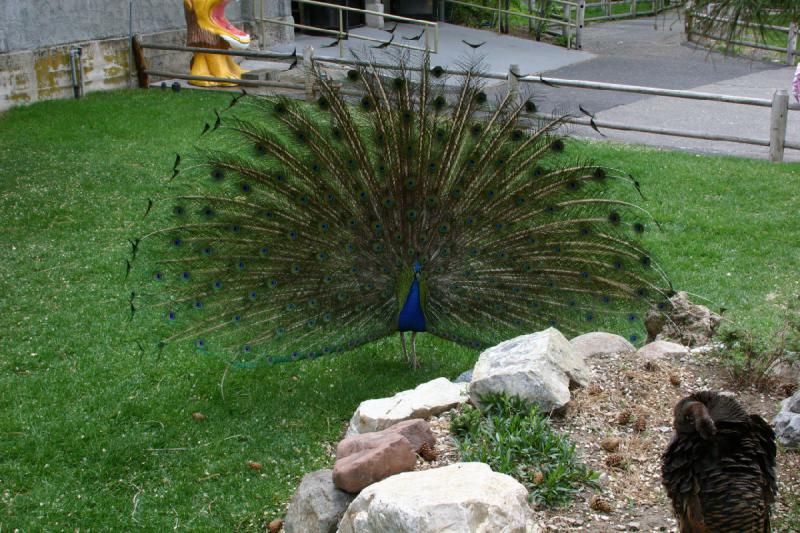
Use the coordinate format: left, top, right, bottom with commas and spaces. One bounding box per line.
415, 349, 798, 532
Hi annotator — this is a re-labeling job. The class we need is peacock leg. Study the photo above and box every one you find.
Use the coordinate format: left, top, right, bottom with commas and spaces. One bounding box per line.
410, 332, 419, 370
400, 332, 409, 364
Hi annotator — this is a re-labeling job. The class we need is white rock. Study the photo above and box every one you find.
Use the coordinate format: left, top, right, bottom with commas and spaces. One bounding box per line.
284, 469, 355, 533
774, 390, 800, 449
636, 340, 689, 359
469, 328, 590, 412
570, 331, 635, 358
346, 377, 468, 437
337, 462, 539, 533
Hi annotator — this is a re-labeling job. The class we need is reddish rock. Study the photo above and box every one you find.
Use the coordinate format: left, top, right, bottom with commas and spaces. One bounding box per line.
336, 419, 435, 459
333, 432, 416, 493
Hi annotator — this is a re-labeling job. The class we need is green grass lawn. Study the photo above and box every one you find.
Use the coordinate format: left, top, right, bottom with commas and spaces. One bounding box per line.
1, 89, 798, 531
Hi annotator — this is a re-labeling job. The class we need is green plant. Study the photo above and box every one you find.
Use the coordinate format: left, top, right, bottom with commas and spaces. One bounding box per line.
450, 394, 597, 507
714, 294, 800, 390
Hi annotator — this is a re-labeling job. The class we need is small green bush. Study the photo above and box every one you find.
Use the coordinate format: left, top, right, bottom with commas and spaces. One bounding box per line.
713, 294, 800, 390
450, 393, 597, 507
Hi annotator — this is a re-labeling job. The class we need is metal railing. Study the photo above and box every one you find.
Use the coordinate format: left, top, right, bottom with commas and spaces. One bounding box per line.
255, 0, 439, 56
686, 10, 799, 65
134, 39, 799, 161
444, 0, 584, 49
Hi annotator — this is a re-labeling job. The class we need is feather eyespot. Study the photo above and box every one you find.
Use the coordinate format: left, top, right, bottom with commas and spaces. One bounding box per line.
474, 92, 487, 104
433, 95, 447, 110
431, 65, 445, 78
211, 169, 224, 181
360, 96, 374, 111
392, 76, 406, 90
608, 212, 621, 225
317, 96, 330, 110
273, 101, 288, 115
550, 139, 565, 152
346, 69, 360, 82
633, 222, 645, 233
524, 100, 537, 113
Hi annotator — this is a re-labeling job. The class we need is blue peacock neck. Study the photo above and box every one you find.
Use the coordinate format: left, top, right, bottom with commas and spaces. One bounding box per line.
397, 262, 426, 332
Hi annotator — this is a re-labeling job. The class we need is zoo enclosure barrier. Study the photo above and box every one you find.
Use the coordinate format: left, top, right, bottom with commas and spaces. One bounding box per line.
441, 0, 677, 50
133, 41, 799, 162
685, 7, 799, 66
254, 0, 440, 56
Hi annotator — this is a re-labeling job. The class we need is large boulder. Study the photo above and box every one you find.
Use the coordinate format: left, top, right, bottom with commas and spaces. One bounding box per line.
570, 331, 635, 358
337, 462, 537, 533
773, 390, 800, 449
469, 328, 590, 412
644, 291, 721, 346
284, 469, 355, 533
333, 432, 417, 494
346, 377, 468, 437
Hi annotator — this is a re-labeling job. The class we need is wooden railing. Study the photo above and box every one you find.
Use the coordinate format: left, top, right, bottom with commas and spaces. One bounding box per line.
685, 10, 799, 66
134, 41, 799, 162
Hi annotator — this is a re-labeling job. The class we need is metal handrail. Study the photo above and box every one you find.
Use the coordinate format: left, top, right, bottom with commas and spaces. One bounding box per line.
255, 0, 439, 56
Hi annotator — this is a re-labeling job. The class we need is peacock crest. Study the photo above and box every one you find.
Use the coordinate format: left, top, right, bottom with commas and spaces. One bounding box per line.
129, 53, 671, 368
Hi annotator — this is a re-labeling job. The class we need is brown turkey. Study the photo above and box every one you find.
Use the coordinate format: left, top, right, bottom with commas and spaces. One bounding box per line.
661, 391, 777, 533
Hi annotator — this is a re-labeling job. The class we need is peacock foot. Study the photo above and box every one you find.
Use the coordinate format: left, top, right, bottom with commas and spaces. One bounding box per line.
189, 53, 245, 87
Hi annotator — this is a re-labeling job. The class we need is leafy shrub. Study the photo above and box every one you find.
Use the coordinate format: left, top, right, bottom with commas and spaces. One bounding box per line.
450, 393, 597, 507
714, 294, 800, 390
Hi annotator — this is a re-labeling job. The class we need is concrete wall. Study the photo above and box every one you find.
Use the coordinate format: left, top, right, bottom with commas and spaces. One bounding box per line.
0, 0, 294, 111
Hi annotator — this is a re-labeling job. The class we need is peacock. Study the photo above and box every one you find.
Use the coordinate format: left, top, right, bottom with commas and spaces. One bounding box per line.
661, 391, 777, 532
129, 52, 672, 369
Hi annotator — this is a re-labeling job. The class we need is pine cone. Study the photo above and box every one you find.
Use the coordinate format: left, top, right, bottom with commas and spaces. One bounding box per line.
616, 410, 632, 425
589, 495, 613, 513
605, 454, 626, 469
587, 383, 604, 396
532, 470, 545, 485
191, 412, 206, 421
633, 416, 647, 433
267, 518, 283, 533
668, 373, 681, 387
643, 359, 659, 371
418, 442, 437, 462
247, 460, 262, 471
600, 437, 622, 452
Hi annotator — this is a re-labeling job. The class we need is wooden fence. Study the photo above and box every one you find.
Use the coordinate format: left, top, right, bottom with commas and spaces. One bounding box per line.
685, 10, 799, 65
135, 40, 799, 162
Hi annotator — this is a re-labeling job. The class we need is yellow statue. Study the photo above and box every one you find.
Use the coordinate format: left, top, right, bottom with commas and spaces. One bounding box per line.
183, 0, 251, 86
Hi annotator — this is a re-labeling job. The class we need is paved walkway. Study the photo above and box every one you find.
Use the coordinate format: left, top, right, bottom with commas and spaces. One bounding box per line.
534, 10, 800, 161
268, 21, 593, 79
264, 11, 799, 161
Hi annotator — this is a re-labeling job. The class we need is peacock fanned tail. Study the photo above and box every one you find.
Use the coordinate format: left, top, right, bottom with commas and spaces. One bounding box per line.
130, 53, 671, 367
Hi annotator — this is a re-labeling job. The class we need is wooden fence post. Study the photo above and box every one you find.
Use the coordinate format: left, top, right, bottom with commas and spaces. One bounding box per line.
685, 0, 694, 42
303, 45, 315, 103
631, 0, 637, 17
576, 1, 585, 49
787, 22, 798, 66
769, 90, 789, 162
508, 64, 520, 97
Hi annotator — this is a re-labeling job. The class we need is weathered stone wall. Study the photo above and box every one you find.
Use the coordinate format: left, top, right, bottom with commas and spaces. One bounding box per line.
0, 0, 294, 111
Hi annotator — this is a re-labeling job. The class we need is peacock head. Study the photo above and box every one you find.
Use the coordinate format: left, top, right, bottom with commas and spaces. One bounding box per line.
413, 261, 422, 278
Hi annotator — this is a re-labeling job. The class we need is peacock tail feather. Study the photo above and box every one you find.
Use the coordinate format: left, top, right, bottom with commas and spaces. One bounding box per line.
130, 53, 671, 367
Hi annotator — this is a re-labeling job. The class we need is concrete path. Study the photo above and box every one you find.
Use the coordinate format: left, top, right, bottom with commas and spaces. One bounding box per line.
263, 11, 799, 161
268, 21, 593, 80
531, 10, 800, 161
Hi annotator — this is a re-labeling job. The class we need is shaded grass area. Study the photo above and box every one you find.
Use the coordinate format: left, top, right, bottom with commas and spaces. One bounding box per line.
0, 89, 798, 530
